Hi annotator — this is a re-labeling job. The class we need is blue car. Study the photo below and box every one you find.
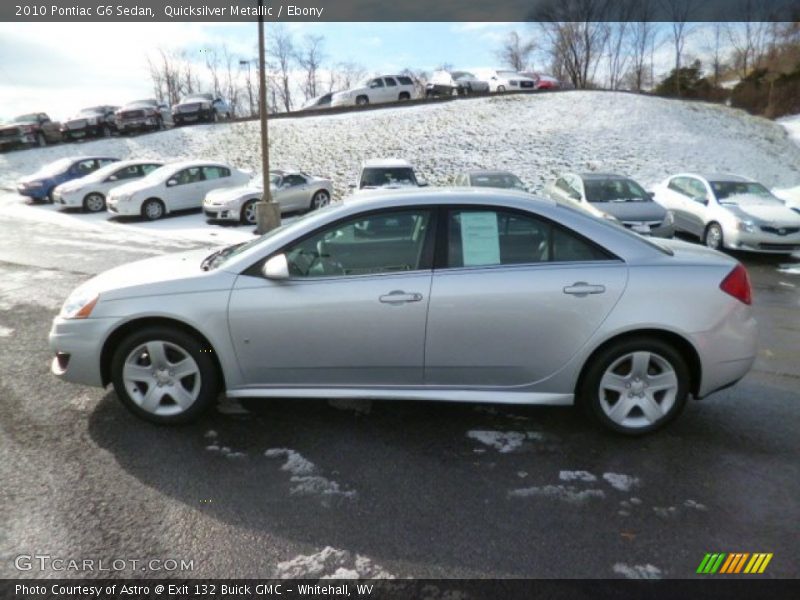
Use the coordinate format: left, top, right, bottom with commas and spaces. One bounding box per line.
17, 156, 119, 202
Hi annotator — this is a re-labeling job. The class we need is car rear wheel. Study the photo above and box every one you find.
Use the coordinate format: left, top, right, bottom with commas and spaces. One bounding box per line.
83, 193, 106, 213
36, 132, 46, 147
111, 326, 219, 424
142, 198, 165, 221
399, 92, 411, 101
579, 337, 689, 435
356, 96, 369, 106
704, 222, 723, 250
310, 190, 330, 211
496, 85, 506, 93
240, 198, 258, 225
101, 125, 111, 137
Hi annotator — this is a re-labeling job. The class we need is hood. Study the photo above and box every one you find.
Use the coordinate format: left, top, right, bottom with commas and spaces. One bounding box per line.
722, 196, 800, 225
592, 200, 667, 221
78, 249, 218, 299
111, 176, 159, 196
206, 184, 262, 204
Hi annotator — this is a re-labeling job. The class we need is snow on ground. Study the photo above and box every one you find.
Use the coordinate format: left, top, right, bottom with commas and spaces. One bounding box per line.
0, 325, 13, 337
559, 470, 597, 483
264, 448, 357, 500
778, 113, 800, 147
613, 563, 663, 579
274, 546, 395, 579
508, 485, 606, 503
602, 473, 641, 492
466, 430, 544, 453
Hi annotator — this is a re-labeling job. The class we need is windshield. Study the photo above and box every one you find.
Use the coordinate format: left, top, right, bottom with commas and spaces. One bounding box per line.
584, 178, 650, 203
13, 113, 39, 123
36, 158, 74, 176
470, 173, 525, 190
360, 167, 417, 188
497, 71, 518, 77
711, 181, 774, 202
452, 72, 475, 80
181, 94, 213, 103
78, 107, 104, 115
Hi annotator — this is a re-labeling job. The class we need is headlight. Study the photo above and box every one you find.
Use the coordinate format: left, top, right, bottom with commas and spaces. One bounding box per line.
663, 210, 675, 225
737, 219, 757, 233
60, 290, 99, 319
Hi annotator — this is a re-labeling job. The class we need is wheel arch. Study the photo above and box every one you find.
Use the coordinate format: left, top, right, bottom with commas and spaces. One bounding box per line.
575, 328, 702, 400
142, 196, 166, 215
100, 316, 226, 391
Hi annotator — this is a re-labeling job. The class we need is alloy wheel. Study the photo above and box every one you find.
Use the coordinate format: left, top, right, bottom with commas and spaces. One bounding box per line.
85, 193, 105, 212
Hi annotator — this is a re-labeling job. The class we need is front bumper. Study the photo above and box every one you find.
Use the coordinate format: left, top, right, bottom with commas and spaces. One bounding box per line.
106, 199, 140, 216
723, 228, 800, 254
173, 109, 213, 124
17, 184, 49, 200
203, 204, 240, 221
118, 118, 158, 132
49, 316, 119, 387
53, 189, 83, 207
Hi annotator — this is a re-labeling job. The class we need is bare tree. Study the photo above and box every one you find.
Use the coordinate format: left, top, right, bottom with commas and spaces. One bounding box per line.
704, 22, 726, 86
725, 1, 773, 78
203, 47, 222, 97
267, 25, 295, 112
295, 34, 325, 101
627, 0, 657, 91
534, 0, 612, 89
496, 31, 537, 72
661, 0, 694, 96
327, 61, 367, 93
220, 45, 241, 117
146, 48, 187, 106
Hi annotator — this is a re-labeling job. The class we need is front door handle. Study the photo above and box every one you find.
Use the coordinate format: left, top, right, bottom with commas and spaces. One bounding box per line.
379, 290, 423, 305
563, 282, 606, 297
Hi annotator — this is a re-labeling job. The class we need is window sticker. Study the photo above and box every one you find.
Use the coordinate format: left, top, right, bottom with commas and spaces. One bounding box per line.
460, 211, 500, 266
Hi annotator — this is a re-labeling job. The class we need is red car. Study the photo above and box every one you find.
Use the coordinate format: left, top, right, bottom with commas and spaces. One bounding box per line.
521, 72, 561, 90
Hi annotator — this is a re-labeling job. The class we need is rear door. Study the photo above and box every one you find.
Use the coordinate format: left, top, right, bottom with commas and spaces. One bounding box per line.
424, 207, 627, 387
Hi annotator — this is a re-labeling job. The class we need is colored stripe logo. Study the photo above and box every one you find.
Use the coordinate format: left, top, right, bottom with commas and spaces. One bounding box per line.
697, 553, 773, 574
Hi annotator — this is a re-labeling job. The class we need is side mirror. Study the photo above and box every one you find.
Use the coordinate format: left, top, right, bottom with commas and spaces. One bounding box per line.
167, 178, 177, 187
262, 254, 289, 280
417, 178, 428, 187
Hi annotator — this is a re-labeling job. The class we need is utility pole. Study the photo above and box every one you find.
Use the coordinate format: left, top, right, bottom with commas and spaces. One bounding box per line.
255, 0, 281, 234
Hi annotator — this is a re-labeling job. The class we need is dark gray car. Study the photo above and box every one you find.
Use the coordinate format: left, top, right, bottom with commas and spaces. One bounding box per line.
544, 172, 675, 238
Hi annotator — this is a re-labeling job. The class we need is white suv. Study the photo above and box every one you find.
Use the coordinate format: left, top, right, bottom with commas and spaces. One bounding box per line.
476, 69, 537, 93
349, 159, 427, 195
331, 75, 418, 107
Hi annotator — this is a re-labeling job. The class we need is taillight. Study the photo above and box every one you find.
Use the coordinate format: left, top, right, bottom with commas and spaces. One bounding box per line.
720, 263, 752, 305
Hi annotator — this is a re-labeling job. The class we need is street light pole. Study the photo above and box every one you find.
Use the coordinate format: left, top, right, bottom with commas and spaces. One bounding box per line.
255, 0, 281, 234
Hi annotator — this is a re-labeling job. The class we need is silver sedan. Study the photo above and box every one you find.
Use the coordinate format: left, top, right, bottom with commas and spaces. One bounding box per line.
49, 190, 757, 435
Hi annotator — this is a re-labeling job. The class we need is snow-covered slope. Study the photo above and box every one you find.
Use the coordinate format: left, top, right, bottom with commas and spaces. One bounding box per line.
2, 91, 799, 199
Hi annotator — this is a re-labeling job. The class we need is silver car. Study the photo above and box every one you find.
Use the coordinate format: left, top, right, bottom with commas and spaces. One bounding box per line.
49, 190, 757, 435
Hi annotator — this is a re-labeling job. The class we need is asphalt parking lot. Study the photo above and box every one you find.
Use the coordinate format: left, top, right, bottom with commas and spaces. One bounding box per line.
0, 211, 798, 580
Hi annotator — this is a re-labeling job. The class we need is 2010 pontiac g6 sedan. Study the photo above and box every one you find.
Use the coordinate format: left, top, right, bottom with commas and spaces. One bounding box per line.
49, 189, 757, 435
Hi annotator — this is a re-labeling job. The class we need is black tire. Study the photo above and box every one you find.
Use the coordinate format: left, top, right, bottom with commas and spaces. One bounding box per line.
309, 190, 330, 211
83, 192, 106, 213
704, 222, 723, 250
356, 96, 369, 106
579, 336, 690, 436
110, 326, 219, 424
101, 124, 111, 138
141, 198, 165, 221
157, 117, 165, 131
240, 198, 258, 225
496, 85, 506, 93
36, 132, 46, 147
212, 110, 219, 123
399, 92, 411, 101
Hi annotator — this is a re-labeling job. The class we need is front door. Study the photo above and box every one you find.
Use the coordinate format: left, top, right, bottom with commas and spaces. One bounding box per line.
424, 207, 627, 386
227, 207, 436, 387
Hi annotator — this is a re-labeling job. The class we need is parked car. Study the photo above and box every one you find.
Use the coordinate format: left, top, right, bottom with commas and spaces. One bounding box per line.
49, 189, 757, 435
52, 160, 163, 212
454, 170, 528, 191
331, 75, 417, 107
115, 99, 171, 134
16, 156, 120, 203
61, 106, 118, 141
0, 113, 62, 150
299, 93, 334, 111
350, 159, 427, 193
477, 69, 536, 93
520, 72, 561, 90
425, 70, 490, 97
106, 160, 250, 220
171, 93, 231, 125
203, 170, 333, 224
544, 173, 675, 238
652, 173, 800, 253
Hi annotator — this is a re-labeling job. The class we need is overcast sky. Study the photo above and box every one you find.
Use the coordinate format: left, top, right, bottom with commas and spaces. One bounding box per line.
0, 21, 725, 121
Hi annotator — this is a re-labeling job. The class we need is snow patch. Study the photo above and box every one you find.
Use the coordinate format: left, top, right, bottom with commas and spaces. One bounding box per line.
559, 470, 597, 483
327, 398, 372, 415
466, 430, 543, 453
275, 546, 394, 579
603, 473, 640, 492
508, 485, 605, 504
613, 563, 663, 579
265, 448, 356, 499
684, 499, 708, 511
0, 325, 13, 337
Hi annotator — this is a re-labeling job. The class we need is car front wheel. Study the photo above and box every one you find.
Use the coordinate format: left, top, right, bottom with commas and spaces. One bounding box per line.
310, 190, 330, 211
83, 192, 106, 213
142, 198, 165, 220
111, 326, 219, 424
579, 337, 689, 435
704, 222, 724, 250
240, 198, 258, 225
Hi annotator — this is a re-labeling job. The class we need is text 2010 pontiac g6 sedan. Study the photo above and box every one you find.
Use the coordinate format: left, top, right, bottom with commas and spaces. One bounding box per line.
49, 190, 757, 435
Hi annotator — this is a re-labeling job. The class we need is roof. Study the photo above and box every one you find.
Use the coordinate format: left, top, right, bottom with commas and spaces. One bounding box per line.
346, 187, 554, 207
362, 158, 413, 168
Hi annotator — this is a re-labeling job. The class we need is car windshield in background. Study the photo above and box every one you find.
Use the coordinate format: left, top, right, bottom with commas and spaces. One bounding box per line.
181, 94, 213, 103
361, 167, 417, 188
471, 173, 525, 190
452, 72, 476, 80
584, 178, 650, 203
13, 113, 39, 122
711, 181, 773, 201
78, 107, 105, 115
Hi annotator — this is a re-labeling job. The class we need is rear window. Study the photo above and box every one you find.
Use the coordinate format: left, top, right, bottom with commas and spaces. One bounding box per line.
397, 76, 414, 85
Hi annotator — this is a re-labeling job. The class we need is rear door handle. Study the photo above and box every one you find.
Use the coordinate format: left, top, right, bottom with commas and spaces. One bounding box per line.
379, 290, 423, 304
563, 282, 606, 297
